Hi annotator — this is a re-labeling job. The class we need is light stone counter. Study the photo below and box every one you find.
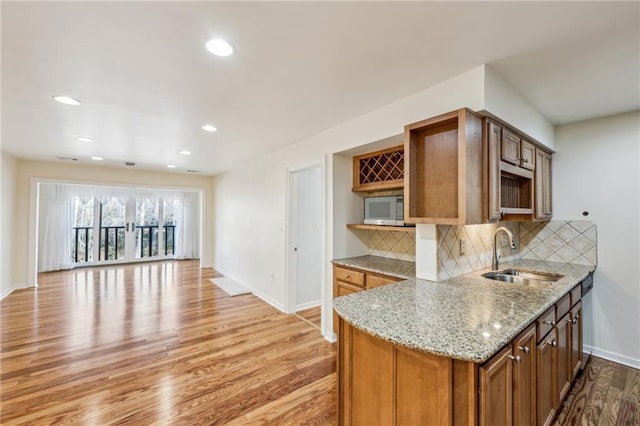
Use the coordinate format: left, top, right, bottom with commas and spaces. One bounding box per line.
333, 259, 595, 363
332, 255, 415, 280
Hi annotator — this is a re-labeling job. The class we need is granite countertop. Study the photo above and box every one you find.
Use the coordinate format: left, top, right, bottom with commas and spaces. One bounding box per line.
332, 258, 595, 363
332, 255, 415, 280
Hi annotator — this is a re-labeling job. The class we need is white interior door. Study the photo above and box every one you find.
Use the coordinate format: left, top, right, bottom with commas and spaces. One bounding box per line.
292, 165, 323, 311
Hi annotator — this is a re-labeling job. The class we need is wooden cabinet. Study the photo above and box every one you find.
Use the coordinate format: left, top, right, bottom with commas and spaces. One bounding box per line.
332, 264, 401, 334
352, 145, 404, 192
535, 148, 553, 221
337, 282, 590, 426
570, 301, 583, 380
537, 330, 557, 426
338, 318, 461, 426
480, 324, 536, 426
513, 324, 537, 426
480, 346, 513, 426
502, 128, 535, 171
556, 312, 572, 404
404, 108, 484, 225
485, 119, 535, 220
486, 120, 502, 221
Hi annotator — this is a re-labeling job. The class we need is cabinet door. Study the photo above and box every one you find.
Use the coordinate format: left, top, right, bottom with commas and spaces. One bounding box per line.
513, 324, 536, 426
535, 149, 553, 220
537, 333, 556, 426
556, 313, 572, 406
480, 345, 513, 426
570, 302, 583, 381
502, 128, 521, 166
520, 140, 536, 171
486, 120, 502, 221
366, 273, 398, 289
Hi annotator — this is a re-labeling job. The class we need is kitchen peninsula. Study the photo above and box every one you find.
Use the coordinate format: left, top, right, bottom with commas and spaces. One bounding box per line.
333, 259, 595, 425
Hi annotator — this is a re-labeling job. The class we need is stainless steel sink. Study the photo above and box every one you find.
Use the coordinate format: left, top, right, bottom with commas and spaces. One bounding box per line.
482, 269, 563, 285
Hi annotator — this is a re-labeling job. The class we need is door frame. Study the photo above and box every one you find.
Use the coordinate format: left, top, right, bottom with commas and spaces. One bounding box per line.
28, 177, 206, 286
285, 159, 326, 319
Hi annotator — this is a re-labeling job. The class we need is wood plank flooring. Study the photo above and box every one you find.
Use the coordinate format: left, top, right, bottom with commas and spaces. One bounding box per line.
0, 261, 336, 425
554, 356, 640, 425
2, 260, 639, 425
295, 306, 321, 331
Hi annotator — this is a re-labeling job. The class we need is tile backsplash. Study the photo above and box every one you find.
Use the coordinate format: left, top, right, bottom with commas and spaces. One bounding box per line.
369, 230, 416, 262
436, 222, 519, 281
519, 220, 597, 266
367, 220, 597, 278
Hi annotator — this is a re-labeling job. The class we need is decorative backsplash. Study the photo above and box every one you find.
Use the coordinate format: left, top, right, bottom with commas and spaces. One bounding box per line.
436, 222, 519, 281
519, 221, 597, 266
369, 230, 416, 262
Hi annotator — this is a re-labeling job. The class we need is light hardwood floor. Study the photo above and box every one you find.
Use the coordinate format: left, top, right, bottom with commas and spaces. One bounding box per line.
0, 261, 336, 425
295, 306, 321, 331
2, 260, 638, 425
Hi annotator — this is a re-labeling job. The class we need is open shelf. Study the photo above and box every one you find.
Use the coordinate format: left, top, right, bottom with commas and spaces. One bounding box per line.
347, 224, 416, 233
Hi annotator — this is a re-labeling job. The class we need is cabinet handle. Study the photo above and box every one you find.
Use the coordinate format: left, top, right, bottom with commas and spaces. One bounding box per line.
522, 158, 529, 163
547, 339, 557, 347
507, 354, 521, 363
345, 274, 350, 278
518, 345, 530, 354
544, 320, 556, 327
571, 314, 580, 324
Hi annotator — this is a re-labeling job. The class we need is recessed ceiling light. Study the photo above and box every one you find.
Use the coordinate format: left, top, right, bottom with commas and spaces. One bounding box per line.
76, 136, 94, 143
167, 164, 176, 169
53, 95, 82, 106
205, 38, 234, 57
91, 156, 103, 161
179, 150, 192, 155
202, 124, 218, 132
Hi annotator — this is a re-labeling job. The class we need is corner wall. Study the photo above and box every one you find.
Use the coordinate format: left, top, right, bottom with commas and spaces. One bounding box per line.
11, 159, 216, 286
1, 153, 18, 298
554, 110, 640, 368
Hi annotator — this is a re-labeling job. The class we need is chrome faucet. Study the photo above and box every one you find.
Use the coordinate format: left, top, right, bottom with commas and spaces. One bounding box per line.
492, 227, 516, 270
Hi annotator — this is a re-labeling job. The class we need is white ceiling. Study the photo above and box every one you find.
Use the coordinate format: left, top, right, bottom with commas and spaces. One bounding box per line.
2, 2, 638, 176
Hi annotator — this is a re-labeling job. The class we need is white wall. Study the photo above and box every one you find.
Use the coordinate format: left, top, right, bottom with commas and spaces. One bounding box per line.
212, 65, 487, 336
554, 110, 640, 367
9, 159, 216, 286
1, 153, 18, 298
484, 66, 555, 150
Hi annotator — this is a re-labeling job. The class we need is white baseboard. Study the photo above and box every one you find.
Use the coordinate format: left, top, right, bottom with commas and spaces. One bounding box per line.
212, 264, 285, 313
296, 299, 321, 311
323, 331, 337, 343
0, 287, 15, 300
0, 284, 33, 301
590, 346, 640, 370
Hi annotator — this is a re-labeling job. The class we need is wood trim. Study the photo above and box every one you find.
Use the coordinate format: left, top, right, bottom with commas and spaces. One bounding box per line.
500, 161, 534, 180
346, 223, 415, 233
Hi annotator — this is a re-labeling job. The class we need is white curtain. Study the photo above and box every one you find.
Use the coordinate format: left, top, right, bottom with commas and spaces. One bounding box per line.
38, 184, 73, 272
174, 192, 200, 259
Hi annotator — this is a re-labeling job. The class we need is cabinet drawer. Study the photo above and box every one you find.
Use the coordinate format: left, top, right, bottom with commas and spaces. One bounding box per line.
570, 285, 581, 306
536, 306, 556, 342
556, 293, 571, 319
337, 281, 363, 296
367, 274, 399, 289
334, 266, 365, 287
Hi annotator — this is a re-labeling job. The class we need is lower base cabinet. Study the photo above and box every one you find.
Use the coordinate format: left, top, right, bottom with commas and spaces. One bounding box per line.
479, 324, 536, 426
337, 284, 586, 426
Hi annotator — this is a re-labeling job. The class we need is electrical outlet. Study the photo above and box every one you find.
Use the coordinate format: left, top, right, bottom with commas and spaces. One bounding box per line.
270, 272, 274, 281
459, 238, 466, 255
501, 235, 509, 247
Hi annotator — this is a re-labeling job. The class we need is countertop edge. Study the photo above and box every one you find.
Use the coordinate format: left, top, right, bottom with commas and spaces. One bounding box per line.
333, 260, 595, 364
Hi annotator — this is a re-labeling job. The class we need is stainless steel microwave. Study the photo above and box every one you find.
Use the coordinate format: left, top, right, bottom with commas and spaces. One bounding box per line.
364, 196, 404, 226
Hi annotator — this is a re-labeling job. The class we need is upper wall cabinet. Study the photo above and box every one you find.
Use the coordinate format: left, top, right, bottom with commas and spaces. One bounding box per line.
352, 145, 404, 192
535, 148, 553, 221
404, 108, 484, 225
485, 118, 553, 222
502, 128, 535, 171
